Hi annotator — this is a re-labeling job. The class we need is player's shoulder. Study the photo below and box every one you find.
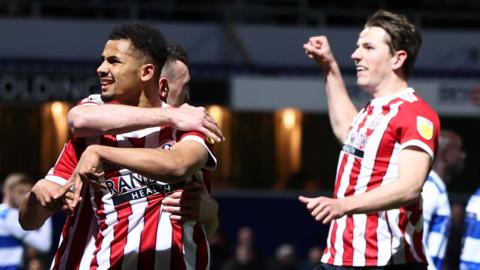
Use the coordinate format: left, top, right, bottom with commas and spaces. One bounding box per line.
397, 89, 439, 122
0, 204, 18, 221
466, 188, 480, 214
472, 187, 480, 197
0, 204, 10, 220
399, 89, 436, 112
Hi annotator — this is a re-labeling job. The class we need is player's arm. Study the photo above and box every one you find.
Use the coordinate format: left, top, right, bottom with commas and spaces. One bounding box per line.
300, 147, 431, 223
79, 140, 208, 181
70, 140, 210, 207
70, 138, 210, 194
304, 36, 357, 142
343, 147, 430, 214
19, 179, 72, 230
68, 103, 223, 142
162, 181, 219, 240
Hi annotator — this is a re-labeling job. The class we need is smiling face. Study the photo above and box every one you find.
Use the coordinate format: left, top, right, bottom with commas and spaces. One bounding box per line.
351, 27, 402, 96
96, 39, 144, 105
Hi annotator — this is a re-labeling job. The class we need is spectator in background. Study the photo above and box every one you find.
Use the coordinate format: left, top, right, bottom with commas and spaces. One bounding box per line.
0, 173, 52, 270
210, 229, 232, 270
299, 246, 323, 270
27, 257, 44, 270
459, 188, 480, 270
269, 243, 298, 270
237, 226, 264, 262
422, 130, 466, 270
221, 244, 266, 270
221, 226, 266, 270
457, 72, 480, 270
443, 202, 465, 270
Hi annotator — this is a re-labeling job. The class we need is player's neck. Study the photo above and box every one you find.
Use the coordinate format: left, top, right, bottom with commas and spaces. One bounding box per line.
371, 78, 408, 99
138, 84, 162, 108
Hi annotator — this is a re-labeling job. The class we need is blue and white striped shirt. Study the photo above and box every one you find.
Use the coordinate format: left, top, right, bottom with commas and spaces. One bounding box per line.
460, 187, 480, 270
422, 171, 451, 270
0, 203, 52, 270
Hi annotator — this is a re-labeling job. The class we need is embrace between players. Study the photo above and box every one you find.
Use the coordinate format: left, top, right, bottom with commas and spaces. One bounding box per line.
20, 8, 441, 270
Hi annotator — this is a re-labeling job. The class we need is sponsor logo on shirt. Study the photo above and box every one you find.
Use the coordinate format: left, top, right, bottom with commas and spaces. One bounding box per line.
342, 144, 364, 158
111, 185, 158, 205
105, 173, 159, 195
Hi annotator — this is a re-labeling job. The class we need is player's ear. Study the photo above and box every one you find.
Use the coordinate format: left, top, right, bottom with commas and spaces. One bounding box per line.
140, 63, 155, 82
158, 77, 169, 101
392, 50, 407, 72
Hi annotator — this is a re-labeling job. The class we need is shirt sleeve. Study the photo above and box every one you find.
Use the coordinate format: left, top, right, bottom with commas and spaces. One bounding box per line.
392, 103, 440, 159
45, 138, 84, 185
460, 190, 480, 269
176, 130, 217, 171
47, 95, 99, 184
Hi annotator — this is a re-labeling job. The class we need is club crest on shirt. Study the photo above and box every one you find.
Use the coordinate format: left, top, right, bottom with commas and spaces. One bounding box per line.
349, 132, 368, 150
416, 116, 433, 140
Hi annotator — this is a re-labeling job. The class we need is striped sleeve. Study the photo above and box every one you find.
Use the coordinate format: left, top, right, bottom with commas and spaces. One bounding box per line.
422, 173, 451, 270
460, 188, 480, 270
45, 138, 85, 185
176, 130, 217, 171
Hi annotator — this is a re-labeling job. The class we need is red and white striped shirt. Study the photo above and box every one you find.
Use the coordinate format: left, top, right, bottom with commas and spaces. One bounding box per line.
321, 88, 440, 267
46, 95, 216, 270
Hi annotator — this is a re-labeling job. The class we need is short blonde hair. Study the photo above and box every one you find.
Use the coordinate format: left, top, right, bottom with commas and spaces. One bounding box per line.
3, 172, 33, 192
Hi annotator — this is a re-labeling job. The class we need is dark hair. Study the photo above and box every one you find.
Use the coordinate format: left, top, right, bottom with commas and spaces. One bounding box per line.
365, 10, 422, 79
162, 44, 190, 80
166, 44, 189, 66
108, 23, 168, 79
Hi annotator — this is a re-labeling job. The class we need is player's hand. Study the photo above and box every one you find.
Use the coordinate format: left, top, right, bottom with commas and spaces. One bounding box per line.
69, 145, 106, 208
298, 195, 346, 224
303, 36, 336, 72
170, 104, 225, 143
162, 181, 218, 222
30, 179, 73, 213
52, 182, 76, 216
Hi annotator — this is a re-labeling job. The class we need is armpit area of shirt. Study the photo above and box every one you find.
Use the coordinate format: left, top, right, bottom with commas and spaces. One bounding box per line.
181, 135, 217, 170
